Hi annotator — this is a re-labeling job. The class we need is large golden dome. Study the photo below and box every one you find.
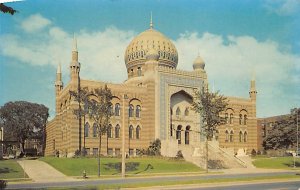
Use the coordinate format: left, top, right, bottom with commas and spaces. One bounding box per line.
124, 26, 178, 70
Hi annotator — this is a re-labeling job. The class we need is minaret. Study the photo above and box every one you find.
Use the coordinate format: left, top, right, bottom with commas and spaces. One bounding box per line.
55, 63, 63, 113
249, 76, 257, 102
70, 35, 80, 83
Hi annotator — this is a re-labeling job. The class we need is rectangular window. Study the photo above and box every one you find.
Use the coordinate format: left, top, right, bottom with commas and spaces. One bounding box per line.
129, 149, 134, 156
85, 148, 90, 155
107, 148, 113, 156
93, 148, 98, 156
115, 148, 120, 156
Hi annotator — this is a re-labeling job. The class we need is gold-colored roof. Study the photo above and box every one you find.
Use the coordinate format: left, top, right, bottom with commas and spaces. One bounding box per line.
124, 28, 178, 69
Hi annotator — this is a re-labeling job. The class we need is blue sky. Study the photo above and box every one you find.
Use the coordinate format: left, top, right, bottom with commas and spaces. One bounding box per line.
0, 0, 299, 118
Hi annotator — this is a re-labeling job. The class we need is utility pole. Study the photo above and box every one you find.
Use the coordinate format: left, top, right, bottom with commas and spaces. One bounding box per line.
122, 94, 128, 178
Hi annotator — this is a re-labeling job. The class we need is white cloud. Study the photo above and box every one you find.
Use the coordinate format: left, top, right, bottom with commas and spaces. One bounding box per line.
264, 0, 300, 15
1, 14, 299, 117
21, 14, 51, 33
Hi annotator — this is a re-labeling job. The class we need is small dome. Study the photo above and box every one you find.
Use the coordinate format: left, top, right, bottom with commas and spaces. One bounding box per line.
146, 48, 159, 61
193, 55, 205, 70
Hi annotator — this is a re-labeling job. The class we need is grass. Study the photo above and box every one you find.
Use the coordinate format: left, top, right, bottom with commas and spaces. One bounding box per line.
252, 156, 300, 169
0, 159, 27, 179
48, 174, 300, 190
39, 156, 203, 176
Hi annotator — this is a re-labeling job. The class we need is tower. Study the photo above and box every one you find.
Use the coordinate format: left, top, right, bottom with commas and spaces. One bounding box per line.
55, 63, 63, 113
70, 35, 80, 84
249, 76, 257, 117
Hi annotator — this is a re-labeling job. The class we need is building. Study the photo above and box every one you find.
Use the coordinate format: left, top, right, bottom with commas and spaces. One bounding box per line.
45, 20, 258, 167
257, 108, 299, 152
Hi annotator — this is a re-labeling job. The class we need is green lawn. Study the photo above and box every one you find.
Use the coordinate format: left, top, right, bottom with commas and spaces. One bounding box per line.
253, 156, 300, 169
0, 159, 27, 179
39, 157, 203, 176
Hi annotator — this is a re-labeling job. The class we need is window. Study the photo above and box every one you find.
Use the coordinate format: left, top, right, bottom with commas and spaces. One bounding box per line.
129, 104, 134, 117
93, 148, 98, 156
176, 107, 181, 116
185, 126, 190, 145
230, 131, 234, 142
184, 108, 189, 116
85, 123, 90, 137
129, 149, 134, 156
170, 124, 174, 137
225, 130, 229, 142
230, 113, 233, 124
176, 126, 182, 144
93, 123, 97, 137
109, 105, 113, 115
239, 131, 243, 142
115, 103, 120, 116
244, 131, 247, 142
115, 148, 120, 156
136, 105, 141, 118
85, 148, 90, 155
136, 125, 141, 139
215, 130, 219, 141
107, 148, 113, 156
244, 115, 247, 125
137, 67, 142, 76
239, 114, 243, 125
129, 125, 134, 139
225, 113, 228, 124
107, 124, 112, 138
115, 124, 120, 138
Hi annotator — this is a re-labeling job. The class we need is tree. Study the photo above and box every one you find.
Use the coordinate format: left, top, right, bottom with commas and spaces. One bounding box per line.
69, 86, 90, 153
263, 109, 299, 150
192, 87, 228, 172
0, 101, 49, 154
0, 3, 17, 15
86, 85, 113, 177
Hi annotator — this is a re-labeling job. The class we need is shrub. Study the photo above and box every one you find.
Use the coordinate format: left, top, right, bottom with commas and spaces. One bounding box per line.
147, 139, 161, 156
257, 150, 261, 155
251, 149, 257, 156
175, 150, 184, 159
0, 180, 7, 190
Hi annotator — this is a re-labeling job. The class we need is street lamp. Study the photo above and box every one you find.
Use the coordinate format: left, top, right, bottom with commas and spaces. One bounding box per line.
122, 94, 128, 178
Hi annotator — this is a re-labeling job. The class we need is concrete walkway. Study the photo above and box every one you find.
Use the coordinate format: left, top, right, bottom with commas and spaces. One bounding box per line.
17, 160, 77, 182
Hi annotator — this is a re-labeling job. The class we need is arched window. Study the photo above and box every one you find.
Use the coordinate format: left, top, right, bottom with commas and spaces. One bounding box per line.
239, 114, 243, 125
136, 125, 141, 139
129, 125, 134, 139
129, 104, 134, 117
225, 113, 228, 124
115, 103, 120, 116
225, 130, 229, 142
85, 123, 90, 137
239, 131, 243, 142
107, 124, 112, 138
137, 67, 142, 76
115, 124, 120, 138
136, 105, 141, 118
244, 115, 247, 125
184, 108, 189, 116
109, 105, 113, 115
93, 123, 97, 137
176, 107, 181, 116
230, 131, 234, 142
230, 113, 233, 124
176, 125, 182, 144
244, 131, 248, 142
185, 126, 190, 145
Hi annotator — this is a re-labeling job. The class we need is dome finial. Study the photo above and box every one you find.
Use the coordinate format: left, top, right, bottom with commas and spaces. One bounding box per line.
150, 12, 153, 29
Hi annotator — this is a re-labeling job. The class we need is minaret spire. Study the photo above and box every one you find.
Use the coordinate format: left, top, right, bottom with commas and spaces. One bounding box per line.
73, 33, 77, 52
150, 12, 153, 29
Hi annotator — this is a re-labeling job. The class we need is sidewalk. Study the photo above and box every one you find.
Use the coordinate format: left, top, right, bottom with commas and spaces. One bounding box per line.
17, 159, 78, 182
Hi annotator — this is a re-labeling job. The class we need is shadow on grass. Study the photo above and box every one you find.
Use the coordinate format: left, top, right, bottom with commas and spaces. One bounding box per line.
104, 162, 140, 175
134, 164, 154, 174
0, 167, 19, 174
284, 161, 300, 168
